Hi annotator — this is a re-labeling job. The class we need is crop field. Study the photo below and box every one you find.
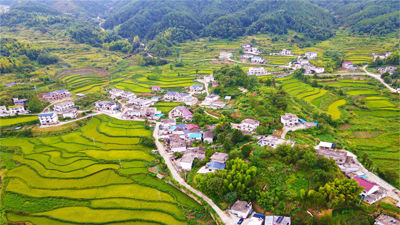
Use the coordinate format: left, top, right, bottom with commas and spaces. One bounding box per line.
0, 116, 39, 127
303, 90, 328, 103
365, 100, 396, 108
2, 115, 204, 224
60, 74, 108, 94
327, 99, 346, 120
346, 90, 380, 95
353, 131, 383, 139
155, 102, 182, 114
354, 110, 399, 117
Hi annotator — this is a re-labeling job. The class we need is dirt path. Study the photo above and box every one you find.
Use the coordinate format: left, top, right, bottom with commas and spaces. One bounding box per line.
281, 124, 307, 139
361, 65, 398, 93
153, 122, 237, 225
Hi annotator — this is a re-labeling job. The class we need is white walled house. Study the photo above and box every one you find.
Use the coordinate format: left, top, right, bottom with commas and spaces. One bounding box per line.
8, 105, 25, 115
239, 119, 260, 132
298, 59, 310, 65
190, 84, 204, 92
164, 91, 180, 100
219, 52, 233, 59
305, 52, 318, 59
314, 67, 325, 73
247, 67, 268, 75
205, 94, 220, 102
109, 88, 124, 98
204, 74, 214, 83
280, 49, 293, 55
39, 112, 59, 125
258, 135, 295, 148
54, 101, 74, 112
62, 109, 78, 119
0, 105, 8, 114
210, 101, 226, 109
251, 56, 266, 63
160, 118, 176, 129
354, 176, 388, 204
281, 113, 299, 127
230, 200, 252, 219
95, 101, 118, 111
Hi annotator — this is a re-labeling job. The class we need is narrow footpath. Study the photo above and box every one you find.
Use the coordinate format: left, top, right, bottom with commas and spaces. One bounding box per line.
153, 122, 236, 225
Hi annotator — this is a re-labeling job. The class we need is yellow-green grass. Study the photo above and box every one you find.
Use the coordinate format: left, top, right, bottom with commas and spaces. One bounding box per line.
289, 86, 314, 96
83, 150, 154, 161
115, 83, 151, 93
13, 155, 120, 178
7, 166, 131, 189
296, 88, 319, 99
304, 90, 328, 102
39, 136, 63, 145
23, 154, 97, 172
0, 116, 38, 127
121, 161, 147, 168
98, 122, 152, 137
81, 118, 140, 144
33, 207, 186, 225
365, 100, 396, 108
339, 80, 369, 83
61, 132, 105, 147
155, 102, 181, 114
1, 139, 35, 154
327, 83, 375, 88
347, 90, 380, 95
281, 82, 301, 90
328, 99, 346, 120
91, 199, 186, 220
72, 83, 106, 94
8, 179, 174, 202
118, 167, 149, 175
276, 75, 293, 81
44, 151, 90, 165
365, 96, 389, 100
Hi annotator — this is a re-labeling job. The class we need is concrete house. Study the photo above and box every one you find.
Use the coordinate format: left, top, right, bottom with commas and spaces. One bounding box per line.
95, 101, 117, 111
210, 101, 226, 109
247, 67, 268, 75
171, 106, 193, 121
241, 54, 253, 60
13, 98, 27, 106
203, 131, 214, 144
298, 59, 310, 65
251, 56, 265, 63
205, 94, 220, 102
170, 134, 186, 152
305, 52, 318, 59
242, 44, 251, 48
39, 112, 59, 125
239, 119, 260, 132
354, 176, 388, 204
210, 152, 229, 163
219, 52, 233, 59
127, 98, 154, 107
8, 105, 25, 115
265, 215, 291, 225
204, 74, 214, 83
280, 49, 293, 56
374, 214, 400, 225
280, 113, 299, 127
164, 91, 180, 100
258, 135, 295, 148
42, 89, 71, 102
120, 91, 136, 100
109, 88, 124, 98
314, 67, 325, 73
314, 141, 334, 150
151, 86, 161, 91
54, 101, 74, 112
316, 149, 347, 165
190, 84, 204, 92
62, 109, 78, 119
342, 61, 354, 69
0, 105, 8, 114
160, 118, 176, 129
230, 200, 252, 218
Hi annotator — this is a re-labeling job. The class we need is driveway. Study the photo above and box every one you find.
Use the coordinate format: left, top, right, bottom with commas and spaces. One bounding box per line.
281, 124, 307, 139
153, 123, 237, 225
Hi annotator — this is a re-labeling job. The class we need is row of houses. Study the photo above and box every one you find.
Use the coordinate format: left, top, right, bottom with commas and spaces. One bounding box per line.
247, 67, 268, 75
0, 105, 27, 115
342, 61, 359, 71
242, 44, 261, 55
378, 66, 397, 75
292, 59, 325, 74
42, 89, 71, 102
270, 49, 293, 56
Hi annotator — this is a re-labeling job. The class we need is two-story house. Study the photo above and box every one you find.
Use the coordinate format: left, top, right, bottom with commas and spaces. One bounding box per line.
8, 105, 25, 115
247, 67, 268, 75
258, 135, 296, 148
42, 89, 71, 102
280, 113, 299, 127
39, 112, 59, 125
239, 119, 260, 132
54, 101, 74, 112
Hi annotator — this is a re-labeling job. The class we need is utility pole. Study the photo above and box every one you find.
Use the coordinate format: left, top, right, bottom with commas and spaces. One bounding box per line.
371, 166, 375, 173
119, 159, 122, 168
93, 137, 95, 146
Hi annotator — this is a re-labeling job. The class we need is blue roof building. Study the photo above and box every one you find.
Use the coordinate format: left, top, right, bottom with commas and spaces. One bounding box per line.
189, 132, 202, 139
225, 96, 231, 100
176, 124, 187, 129
192, 84, 203, 88
206, 161, 225, 170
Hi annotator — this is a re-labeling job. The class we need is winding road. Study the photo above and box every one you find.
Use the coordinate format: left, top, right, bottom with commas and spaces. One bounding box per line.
153, 122, 237, 225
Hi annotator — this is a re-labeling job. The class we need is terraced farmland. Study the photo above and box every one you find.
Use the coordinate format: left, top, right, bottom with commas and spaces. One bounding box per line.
1, 115, 204, 225
61, 74, 108, 94
0, 116, 39, 127
327, 99, 346, 120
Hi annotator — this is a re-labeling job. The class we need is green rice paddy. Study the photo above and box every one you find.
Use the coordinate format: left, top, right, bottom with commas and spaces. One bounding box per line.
0, 116, 39, 127
2, 115, 204, 224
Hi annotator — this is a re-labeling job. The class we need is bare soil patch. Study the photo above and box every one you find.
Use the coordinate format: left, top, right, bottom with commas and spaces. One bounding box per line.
58, 67, 110, 77
338, 124, 352, 130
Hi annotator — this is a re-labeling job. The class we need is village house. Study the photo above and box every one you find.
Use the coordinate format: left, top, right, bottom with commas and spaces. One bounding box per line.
210, 101, 226, 109
164, 91, 180, 100
109, 88, 124, 98
230, 200, 253, 219
210, 152, 229, 163
305, 52, 318, 59
212, 81, 219, 87
120, 91, 136, 100
95, 101, 118, 111
258, 135, 295, 148
151, 96, 160, 103
247, 67, 268, 75
39, 112, 59, 125
316, 148, 347, 165
298, 59, 310, 65
171, 106, 193, 121
241, 54, 253, 60
125, 109, 141, 118
178, 148, 206, 171
127, 98, 154, 107
184, 96, 198, 106
170, 134, 187, 152
151, 86, 161, 91
202, 161, 225, 173
292, 63, 302, 70
280, 49, 293, 55
379, 66, 398, 74
62, 109, 78, 119
188, 132, 202, 141
8, 105, 26, 115
203, 131, 214, 143
242, 44, 251, 48
354, 176, 388, 204
342, 61, 356, 70
280, 113, 299, 127
239, 119, 260, 132
314, 141, 335, 150
13, 98, 27, 106
139, 107, 159, 118
244, 214, 265, 225
374, 214, 400, 225
251, 56, 266, 64
0, 106, 8, 114
265, 215, 291, 225
190, 84, 204, 92
219, 52, 233, 59
54, 101, 74, 112
160, 118, 176, 129
204, 74, 214, 83
205, 94, 220, 102
42, 89, 71, 102
244, 47, 260, 55
313, 67, 325, 73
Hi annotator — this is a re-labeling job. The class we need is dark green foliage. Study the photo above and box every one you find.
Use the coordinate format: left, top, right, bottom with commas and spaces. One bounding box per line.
350, 11, 400, 36
37, 52, 59, 65
203, 16, 244, 38
27, 94, 44, 113
241, 145, 252, 158
214, 65, 256, 91
140, 136, 156, 148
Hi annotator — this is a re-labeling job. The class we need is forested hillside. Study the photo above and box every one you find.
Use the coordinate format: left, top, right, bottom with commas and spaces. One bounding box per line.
103, 0, 337, 41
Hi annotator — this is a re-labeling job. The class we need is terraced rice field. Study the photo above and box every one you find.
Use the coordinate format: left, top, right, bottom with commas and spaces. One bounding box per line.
354, 110, 399, 117
61, 74, 108, 94
353, 131, 383, 138
327, 99, 346, 120
303, 90, 328, 102
2, 115, 204, 224
365, 100, 396, 108
346, 90, 380, 95
0, 116, 38, 127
